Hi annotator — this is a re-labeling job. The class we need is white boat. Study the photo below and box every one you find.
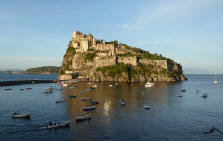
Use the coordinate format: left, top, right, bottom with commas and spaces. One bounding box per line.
119, 100, 126, 105
76, 114, 91, 122
46, 120, 70, 129
42, 88, 53, 93
62, 84, 68, 87
214, 73, 218, 84
92, 84, 97, 88
83, 106, 96, 111
144, 104, 151, 110
202, 93, 208, 98
194, 90, 199, 93
12, 113, 31, 119
109, 84, 114, 88
145, 82, 154, 87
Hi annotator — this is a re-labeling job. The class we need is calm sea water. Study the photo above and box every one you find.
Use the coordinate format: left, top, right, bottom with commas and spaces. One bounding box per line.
0, 74, 223, 141
0, 73, 57, 81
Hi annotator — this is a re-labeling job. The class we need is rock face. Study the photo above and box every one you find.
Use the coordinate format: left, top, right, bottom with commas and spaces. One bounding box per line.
58, 31, 187, 82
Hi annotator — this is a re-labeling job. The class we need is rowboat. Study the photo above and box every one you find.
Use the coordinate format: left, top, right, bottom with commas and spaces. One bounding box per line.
76, 114, 91, 122
12, 113, 31, 119
46, 120, 70, 129
5, 88, 12, 90
181, 89, 186, 92
42, 88, 53, 93
83, 106, 96, 111
26, 88, 32, 90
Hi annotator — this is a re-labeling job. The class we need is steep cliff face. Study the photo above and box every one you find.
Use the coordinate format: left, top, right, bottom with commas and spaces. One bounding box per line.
58, 31, 187, 82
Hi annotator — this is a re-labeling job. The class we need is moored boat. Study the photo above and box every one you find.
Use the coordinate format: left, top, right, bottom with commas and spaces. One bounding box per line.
177, 95, 183, 97
26, 88, 32, 90
56, 100, 65, 103
83, 106, 96, 111
76, 114, 91, 122
42, 88, 53, 93
194, 89, 199, 93
5, 88, 12, 90
69, 95, 77, 98
46, 120, 70, 129
144, 104, 151, 110
12, 113, 31, 119
145, 82, 154, 87
202, 93, 208, 98
82, 97, 91, 101
91, 101, 99, 105
119, 99, 126, 105
181, 89, 186, 92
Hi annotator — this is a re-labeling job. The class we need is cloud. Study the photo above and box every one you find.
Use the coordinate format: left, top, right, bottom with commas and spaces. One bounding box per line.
125, 0, 223, 30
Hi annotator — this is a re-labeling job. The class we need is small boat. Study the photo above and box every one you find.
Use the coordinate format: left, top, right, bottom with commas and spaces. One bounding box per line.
12, 113, 31, 119
91, 101, 99, 105
194, 90, 199, 93
181, 89, 186, 92
177, 95, 183, 97
82, 97, 91, 101
56, 100, 65, 103
69, 86, 75, 89
109, 84, 114, 88
83, 106, 96, 111
19, 88, 24, 91
214, 73, 218, 84
42, 88, 53, 94
74, 80, 78, 83
202, 93, 208, 98
119, 100, 126, 105
26, 88, 32, 90
76, 114, 91, 122
92, 84, 97, 89
145, 82, 154, 87
46, 120, 70, 129
5, 88, 12, 90
50, 85, 55, 88
144, 104, 151, 110
62, 84, 68, 87
57, 87, 63, 90
69, 95, 77, 98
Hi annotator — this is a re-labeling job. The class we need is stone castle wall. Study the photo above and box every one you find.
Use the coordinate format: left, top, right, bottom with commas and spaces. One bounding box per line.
139, 59, 168, 69
117, 56, 137, 66
95, 57, 116, 68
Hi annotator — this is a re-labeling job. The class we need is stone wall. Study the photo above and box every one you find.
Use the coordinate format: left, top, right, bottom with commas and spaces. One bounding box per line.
117, 56, 137, 66
95, 44, 115, 56
95, 56, 116, 68
139, 59, 168, 69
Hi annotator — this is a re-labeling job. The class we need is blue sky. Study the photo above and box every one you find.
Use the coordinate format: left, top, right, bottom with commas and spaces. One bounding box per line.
0, 0, 223, 74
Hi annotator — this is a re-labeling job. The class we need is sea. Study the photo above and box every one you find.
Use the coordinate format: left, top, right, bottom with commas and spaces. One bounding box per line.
0, 73, 223, 141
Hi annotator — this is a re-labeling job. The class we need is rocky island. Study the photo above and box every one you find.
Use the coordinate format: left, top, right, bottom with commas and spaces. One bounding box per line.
58, 31, 186, 82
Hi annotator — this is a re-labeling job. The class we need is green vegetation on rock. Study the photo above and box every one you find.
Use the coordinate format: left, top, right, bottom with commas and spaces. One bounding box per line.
85, 52, 97, 61
25, 66, 60, 74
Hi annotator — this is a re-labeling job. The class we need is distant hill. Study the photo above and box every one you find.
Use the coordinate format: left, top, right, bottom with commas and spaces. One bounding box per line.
25, 66, 60, 74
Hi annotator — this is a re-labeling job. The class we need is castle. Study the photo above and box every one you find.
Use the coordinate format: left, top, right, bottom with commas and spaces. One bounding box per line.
58, 31, 186, 82
71, 31, 115, 56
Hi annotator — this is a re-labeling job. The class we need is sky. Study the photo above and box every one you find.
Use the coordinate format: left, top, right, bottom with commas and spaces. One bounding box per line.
0, 0, 223, 74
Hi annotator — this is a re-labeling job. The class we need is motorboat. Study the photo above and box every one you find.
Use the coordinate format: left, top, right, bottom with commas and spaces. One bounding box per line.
145, 82, 154, 87
177, 95, 183, 97
46, 120, 70, 129
26, 88, 32, 90
42, 88, 53, 94
91, 101, 99, 105
62, 84, 68, 87
83, 106, 96, 111
202, 93, 208, 98
109, 84, 114, 88
92, 84, 97, 89
214, 73, 218, 84
12, 113, 31, 119
144, 104, 151, 110
76, 114, 91, 122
